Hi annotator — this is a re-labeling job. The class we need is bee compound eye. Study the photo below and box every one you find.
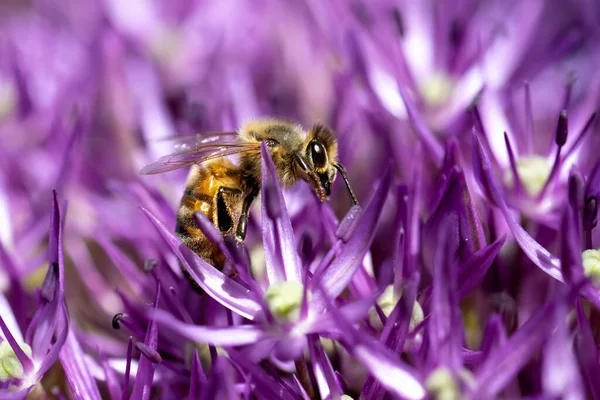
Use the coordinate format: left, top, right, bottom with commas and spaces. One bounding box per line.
266, 139, 279, 148
310, 141, 326, 168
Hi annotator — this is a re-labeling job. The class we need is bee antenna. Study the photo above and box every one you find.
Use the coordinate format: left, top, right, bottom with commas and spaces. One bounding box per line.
334, 163, 359, 206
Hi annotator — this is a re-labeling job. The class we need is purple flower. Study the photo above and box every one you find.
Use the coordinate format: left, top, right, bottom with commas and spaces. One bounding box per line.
1, 1, 600, 399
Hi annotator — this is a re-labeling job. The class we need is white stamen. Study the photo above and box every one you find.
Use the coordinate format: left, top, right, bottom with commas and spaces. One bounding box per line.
504, 156, 552, 197
264, 281, 306, 322
369, 285, 424, 331
0, 340, 32, 381
425, 367, 461, 400
582, 249, 600, 281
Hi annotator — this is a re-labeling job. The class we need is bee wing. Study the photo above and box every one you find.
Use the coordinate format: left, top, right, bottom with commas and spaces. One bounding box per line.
139, 141, 260, 175
155, 132, 239, 151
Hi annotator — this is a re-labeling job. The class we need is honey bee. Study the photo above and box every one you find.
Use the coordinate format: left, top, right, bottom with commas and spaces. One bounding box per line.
140, 119, 358, 289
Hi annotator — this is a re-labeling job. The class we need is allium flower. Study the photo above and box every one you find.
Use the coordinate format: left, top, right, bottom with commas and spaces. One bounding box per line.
2, 1, 600, 399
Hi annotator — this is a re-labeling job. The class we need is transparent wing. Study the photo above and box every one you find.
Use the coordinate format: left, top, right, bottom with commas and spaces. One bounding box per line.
140, 140, 260, 175
155, 132, 239, 151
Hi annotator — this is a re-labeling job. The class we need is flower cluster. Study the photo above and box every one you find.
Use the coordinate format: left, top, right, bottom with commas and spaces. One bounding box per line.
1, 1, 600, 399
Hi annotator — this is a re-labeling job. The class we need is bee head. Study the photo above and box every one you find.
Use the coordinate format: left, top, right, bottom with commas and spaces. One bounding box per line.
295, 124, 358, 205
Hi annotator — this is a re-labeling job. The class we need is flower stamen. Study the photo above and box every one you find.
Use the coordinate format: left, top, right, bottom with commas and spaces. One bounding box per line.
0, 340, 32, 381
264, 281, 306, 322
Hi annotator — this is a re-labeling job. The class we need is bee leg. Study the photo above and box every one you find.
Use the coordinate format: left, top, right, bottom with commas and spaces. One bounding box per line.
236, 185, 260, 241
216, 187, 244, 234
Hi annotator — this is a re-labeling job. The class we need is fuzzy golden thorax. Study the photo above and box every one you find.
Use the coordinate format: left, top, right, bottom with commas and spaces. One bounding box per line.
237, 119, 340, 201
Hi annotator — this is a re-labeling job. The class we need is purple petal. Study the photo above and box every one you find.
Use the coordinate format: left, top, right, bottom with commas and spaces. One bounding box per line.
575, 300, 600, 398
397, 85, 444, 166
99, 350, 122, 400
260, 142, 302, 284
0, 312, 32, 375
0, 388, 32, 400
199, 358, 238, 400
131, 282, 160, 400
57, 311, 102, 400
227, 349, 298, 400
32, 191, 66, 361
457, 236, 506, 299
314, 165, 392, 304
308, 335, 342, 400
34, 305, 70, 381
335, 205, 363, 242
189, 349, 206, 399
141, 207, 263, 320
122, 337, 133, 400
306, 290, 381, 334
424, 166, 485, 272
153, 310, 268, 346
478, 314, 506, 363
472, 291, 570, 398
429, 217, 462, 370
316, 285, 425, 400
542, 300, 585, 400
472, 133, 563, 282
361, 273, 420, 400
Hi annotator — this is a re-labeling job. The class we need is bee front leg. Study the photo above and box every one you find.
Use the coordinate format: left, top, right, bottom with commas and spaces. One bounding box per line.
236, 185, 259, 241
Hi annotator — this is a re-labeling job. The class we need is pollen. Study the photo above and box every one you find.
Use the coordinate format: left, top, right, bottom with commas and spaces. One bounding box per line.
0, 340, 32, 381
582, 249, 600, 281
425, 367, 462, 400
369, 285, 424, 330
504, 156, 552, 197
264, 281, 305, 322
419, 72, 454, 107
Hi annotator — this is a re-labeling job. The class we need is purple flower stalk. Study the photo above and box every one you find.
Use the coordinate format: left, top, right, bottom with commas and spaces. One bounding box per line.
1, 1, 600, 399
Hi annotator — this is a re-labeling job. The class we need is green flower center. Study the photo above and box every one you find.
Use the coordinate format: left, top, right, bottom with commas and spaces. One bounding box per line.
369, 285, 424, 330
0, 340, 32, 381
418, 72, 454, 107
264, 281, 306, 322
504, 156, 551, 197
582, 249, 600, 281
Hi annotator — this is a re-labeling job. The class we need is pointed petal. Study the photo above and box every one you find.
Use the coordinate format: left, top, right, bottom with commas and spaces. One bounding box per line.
99, 350, 122, 400
34, 304, 70, 381
429, 217, 462, 370
32, 191, 66, 363
472, 133, 563, 282
575, 300, 600, 398
131, 283, 160, 400
141, 207, 263, 320
308, 335, 342, 400
472, 288, 575, 398
398, 85, 444, 166
457, 236, 506, 299
542, 300, 585, 400
153, 310, 268, 346
0, 311, 32, 375
260, 142, 302, 283
122, 337, 133, 398
227, 349, 298, 400
189, 349, 206, 399
362, 273, 420, 400
424, 167, 485, 272
314, 166, 392, 304
57, 311, 102, 400
478, 314, 506, 362
316, 285, 425, 400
